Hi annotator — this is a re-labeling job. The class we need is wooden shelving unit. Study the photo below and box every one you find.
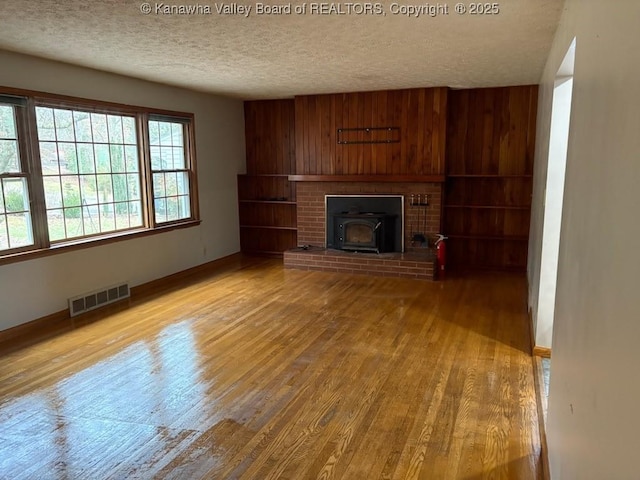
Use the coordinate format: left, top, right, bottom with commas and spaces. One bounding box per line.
443, 86, 538, 271
238, 100, 297, 256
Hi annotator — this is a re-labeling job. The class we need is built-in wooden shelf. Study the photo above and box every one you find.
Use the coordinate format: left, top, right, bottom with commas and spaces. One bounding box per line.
446, 174, 533, 178
447, 234, 529, 241
288, 174, 445, 183
445, 205, 531, 210
239, 200, 296, 205
238, 174, 290, 177
240, 225, 298, 231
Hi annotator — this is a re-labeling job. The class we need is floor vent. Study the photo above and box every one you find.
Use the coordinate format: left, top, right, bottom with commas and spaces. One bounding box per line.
68, 283, 130, 317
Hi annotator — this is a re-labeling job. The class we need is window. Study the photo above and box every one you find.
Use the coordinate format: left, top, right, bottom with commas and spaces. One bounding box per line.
0, 98, 34, 252
36, 107, 143, 241
0, 89, 199, 262
148, 117, 192, 224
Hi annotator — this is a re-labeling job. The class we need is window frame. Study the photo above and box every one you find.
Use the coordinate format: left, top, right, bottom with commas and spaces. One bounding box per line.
0, 95, 42, 255
0, 86, 200, 266
145, 114, 198, 227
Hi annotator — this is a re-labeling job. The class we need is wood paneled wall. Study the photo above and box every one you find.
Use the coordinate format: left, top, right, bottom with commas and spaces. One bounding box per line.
446, 86, 537, 175
294, 88, 448, 176
239, 100, 298, 255
244, 100, 296, 175
444, 85, 538, 271
239, 87, 539, 265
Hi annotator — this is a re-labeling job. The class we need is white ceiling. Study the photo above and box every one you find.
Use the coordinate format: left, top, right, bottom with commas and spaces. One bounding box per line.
0, 0, 564, 99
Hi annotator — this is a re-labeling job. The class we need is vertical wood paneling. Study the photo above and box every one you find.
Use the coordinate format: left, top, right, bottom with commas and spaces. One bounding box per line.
416, 89, 426, 176
245, 100, 296, 175
392, 90, 403, 175
445, 86, 537, 176
321, 95, 332, 175
377, 91, 387, 174
444, 86, 538, 271
399, 90, 408, 175
363, 92, 372, 175
240, 99, 297, 255
294, 98, 305, 175
351, 92, 359, 174
294, 87, 448, 177
433, 88, 447, 175
424, 88, 434, 174
308, 98, 317, 175
387, 90, 397, 174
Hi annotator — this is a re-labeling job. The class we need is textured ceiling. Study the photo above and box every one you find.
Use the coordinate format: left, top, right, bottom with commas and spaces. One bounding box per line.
0, 0, 563, 99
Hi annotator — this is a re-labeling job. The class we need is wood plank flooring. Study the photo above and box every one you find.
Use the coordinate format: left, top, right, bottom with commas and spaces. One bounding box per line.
0, 257, 541, 479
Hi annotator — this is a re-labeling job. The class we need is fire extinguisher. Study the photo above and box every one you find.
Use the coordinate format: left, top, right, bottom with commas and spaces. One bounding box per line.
435, 234, 448, 280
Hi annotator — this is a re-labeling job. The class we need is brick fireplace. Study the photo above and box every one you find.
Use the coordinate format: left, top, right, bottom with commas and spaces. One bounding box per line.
284, 181, 442, 280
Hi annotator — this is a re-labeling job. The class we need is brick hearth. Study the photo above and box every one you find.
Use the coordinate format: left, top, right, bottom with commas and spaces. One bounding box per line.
284, 247, 436, 280
285, 181, 442, 280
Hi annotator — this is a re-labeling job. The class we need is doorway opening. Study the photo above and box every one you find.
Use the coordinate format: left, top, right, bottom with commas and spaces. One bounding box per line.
536, 38, 576, 420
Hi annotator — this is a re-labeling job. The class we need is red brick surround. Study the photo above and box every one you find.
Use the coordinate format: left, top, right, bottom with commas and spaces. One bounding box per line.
284, 181, 442, 280
296, 182, 442, 250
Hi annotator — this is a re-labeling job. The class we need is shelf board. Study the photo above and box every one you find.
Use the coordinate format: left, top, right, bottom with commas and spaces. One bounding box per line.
446, 174, 533, 178
444, 205, 531, 210
239, 200, 297, 205
288, 174, 445, 183
447, 234, 529, 241
240, 225, 298, 231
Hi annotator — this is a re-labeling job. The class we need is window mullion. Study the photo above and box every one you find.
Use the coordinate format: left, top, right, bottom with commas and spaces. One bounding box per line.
22, 99, 50, 249
138, 113, 155, 228
0, 180, 9, 246
185, 121, 199, 221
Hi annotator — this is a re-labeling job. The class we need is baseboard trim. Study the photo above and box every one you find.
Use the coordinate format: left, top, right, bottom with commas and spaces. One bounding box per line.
130, 252, 243, 297
0, 309, 71, 350
528, 306, 552, 358
0, 252, 243, 350
533, 346, 552, 358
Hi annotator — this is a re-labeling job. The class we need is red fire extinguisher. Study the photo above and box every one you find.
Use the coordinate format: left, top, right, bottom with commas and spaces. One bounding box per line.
435, 234, 448, 280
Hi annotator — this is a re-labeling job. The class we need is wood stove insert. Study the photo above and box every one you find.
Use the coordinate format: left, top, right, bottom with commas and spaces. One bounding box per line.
332, 213, 396, 253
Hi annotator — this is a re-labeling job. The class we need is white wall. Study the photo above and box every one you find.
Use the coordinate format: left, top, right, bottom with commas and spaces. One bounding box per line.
528, 53, 555, 343
530, 1, 640, 478
0, 50, 245, 331
535, 76, 572, 348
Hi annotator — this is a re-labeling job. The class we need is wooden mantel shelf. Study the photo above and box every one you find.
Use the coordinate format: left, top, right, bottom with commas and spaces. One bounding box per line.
288, 174, 445, 183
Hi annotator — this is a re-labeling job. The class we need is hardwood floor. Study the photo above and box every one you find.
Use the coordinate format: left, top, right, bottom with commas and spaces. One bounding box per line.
0, 257, 541, 479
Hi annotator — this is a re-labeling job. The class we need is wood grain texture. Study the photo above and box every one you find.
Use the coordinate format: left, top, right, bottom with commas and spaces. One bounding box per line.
288, 174, 445, 183
295, 88, 448, 177
444, 86, 538, 271
533, 346, 551, 358
0, 258, 543, 479
0, 253, 243, 352
244, 99, 296, 175
240, 99, 298, 254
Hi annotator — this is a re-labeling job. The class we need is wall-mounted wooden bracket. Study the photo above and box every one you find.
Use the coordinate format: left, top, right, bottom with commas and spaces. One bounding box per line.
337, 127, 400, 144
